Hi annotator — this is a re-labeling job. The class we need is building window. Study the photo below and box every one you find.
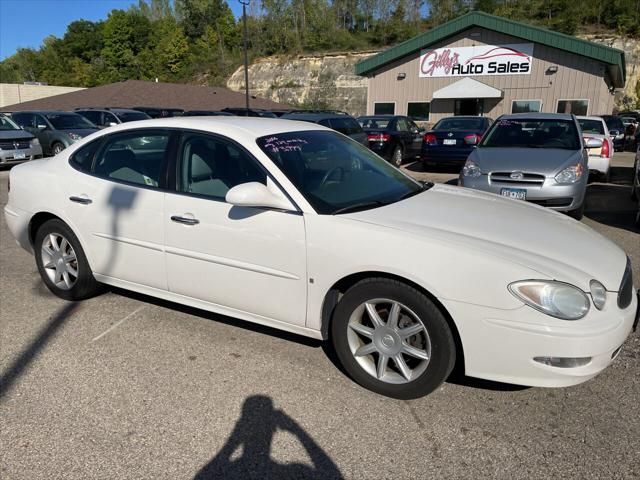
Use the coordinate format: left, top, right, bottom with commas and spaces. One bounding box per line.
374, 102, 395, 115
556, 100, 588, 116
407, 102, 430, 121
512, 100, 541, 114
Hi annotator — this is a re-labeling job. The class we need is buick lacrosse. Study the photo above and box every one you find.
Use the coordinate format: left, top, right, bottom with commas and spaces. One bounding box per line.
4, 118, 638, 399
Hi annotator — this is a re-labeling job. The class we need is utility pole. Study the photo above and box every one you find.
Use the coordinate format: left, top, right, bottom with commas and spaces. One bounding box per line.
240, 0, 250, 113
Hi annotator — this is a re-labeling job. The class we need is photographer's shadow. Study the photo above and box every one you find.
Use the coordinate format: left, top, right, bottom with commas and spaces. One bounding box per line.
194, 395, 343, 480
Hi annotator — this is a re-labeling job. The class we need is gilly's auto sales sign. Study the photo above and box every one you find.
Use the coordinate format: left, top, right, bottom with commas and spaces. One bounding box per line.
419, 43, 534, 78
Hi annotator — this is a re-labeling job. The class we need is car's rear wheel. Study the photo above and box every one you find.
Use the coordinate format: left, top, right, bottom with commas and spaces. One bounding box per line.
52, 142, 65, 156
392, 146, 403, 167
35, 219, 101, 300
331, 278, 456, 399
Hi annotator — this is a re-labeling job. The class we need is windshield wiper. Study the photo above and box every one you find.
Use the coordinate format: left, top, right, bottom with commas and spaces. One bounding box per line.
397, 181, 434, 201
332, 201, 386, 215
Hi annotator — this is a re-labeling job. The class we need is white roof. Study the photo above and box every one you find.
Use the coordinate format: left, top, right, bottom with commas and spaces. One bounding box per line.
432, 78, 503, 99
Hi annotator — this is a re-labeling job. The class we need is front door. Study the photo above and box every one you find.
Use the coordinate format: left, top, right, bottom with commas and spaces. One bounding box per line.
66, 129, 172, 290
164, 132, 307, 327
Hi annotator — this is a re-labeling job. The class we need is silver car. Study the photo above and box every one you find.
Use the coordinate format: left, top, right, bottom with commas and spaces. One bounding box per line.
459, 113, 601, 220
0, 113, 43, 165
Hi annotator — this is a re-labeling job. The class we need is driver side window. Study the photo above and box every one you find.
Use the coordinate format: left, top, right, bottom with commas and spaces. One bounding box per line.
178, 134, 266, 200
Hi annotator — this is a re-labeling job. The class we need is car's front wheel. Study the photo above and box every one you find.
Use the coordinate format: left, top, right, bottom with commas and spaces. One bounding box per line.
35, 219, 102, 301
331, 278, 456, 399
51, 142, 65, 156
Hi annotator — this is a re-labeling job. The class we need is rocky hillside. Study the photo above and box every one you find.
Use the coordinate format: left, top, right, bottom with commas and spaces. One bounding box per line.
228, 36, 639, 116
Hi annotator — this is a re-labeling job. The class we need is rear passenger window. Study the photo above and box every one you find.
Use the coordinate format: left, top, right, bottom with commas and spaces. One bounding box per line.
178, 134, 266, 200
93, 131, 169, 187
70, 140, 100, 172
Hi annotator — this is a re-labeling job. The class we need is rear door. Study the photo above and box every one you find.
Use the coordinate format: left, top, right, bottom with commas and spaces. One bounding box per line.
66, 128, 172, 289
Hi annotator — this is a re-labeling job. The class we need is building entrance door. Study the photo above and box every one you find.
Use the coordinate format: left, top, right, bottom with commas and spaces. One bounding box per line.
455, 99, 483, 116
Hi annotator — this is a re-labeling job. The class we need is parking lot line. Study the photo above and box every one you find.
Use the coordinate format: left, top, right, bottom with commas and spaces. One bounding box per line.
90, 305, 145, 343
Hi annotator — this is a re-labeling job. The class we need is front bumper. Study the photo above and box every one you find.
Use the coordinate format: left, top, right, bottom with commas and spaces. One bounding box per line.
443, 289, 638, 387
459, 174, 586, 212
0, 145, 43, 164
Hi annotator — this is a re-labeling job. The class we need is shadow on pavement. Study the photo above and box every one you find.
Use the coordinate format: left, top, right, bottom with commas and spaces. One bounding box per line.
0, 302, 79, 399
194, 395, 343, 480
584, 182, 639, 234
405, 160, 462, 174
110, 287, 322, 348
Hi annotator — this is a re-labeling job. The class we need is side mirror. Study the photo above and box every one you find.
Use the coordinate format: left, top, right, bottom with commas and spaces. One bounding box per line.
108, 121, 118, 127
585, 138, 603, 149
225, 181, 294, 211
610, 129, 621, 136
418, 128, 426, 134
36, 124, 47, 130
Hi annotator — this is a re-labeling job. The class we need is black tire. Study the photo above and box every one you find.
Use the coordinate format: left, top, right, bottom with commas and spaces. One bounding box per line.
331, 278, 456, 399
34, 219, 102, 301
51, 142, 65, 156
567, 202, 585, 220
392, 146, 403, 167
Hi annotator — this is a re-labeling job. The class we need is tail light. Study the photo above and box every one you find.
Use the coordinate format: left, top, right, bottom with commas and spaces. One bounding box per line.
601, 138, 610, 158
463, 134, 481, 145
367, 133, 391, 142
423, 133, 437, 145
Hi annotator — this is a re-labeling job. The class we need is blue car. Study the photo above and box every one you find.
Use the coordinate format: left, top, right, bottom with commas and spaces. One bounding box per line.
421, 116, 492, 170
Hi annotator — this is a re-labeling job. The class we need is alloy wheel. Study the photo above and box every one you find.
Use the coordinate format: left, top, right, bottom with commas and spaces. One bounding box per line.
41, 233, 78, 290
347, 298, 431, 384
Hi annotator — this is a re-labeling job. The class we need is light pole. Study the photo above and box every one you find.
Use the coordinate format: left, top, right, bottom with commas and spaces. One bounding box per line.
240, 0, 250, 113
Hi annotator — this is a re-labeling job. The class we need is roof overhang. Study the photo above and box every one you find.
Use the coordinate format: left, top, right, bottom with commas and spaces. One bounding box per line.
355, 12, 626, 88
432, 78, 503, 99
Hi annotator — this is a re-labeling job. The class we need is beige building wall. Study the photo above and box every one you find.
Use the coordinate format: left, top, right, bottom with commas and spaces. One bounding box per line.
0, 83, 85, 108
366, 28, 616, 124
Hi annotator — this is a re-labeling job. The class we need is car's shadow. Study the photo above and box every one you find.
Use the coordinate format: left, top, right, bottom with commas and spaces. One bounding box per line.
404, 160, 462, 175
113, 287, 528, 396
584, 166, 639, 233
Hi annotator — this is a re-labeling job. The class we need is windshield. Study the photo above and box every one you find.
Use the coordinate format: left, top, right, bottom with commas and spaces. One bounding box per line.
434, 118, 485, 131
257, 131, 423, 214
116, 111, 150, 122
359, 117, 391, 129
46, 113, 96, 130
480, 118, 580, 149
0, 114, 20, 131
578, 119, 605, 135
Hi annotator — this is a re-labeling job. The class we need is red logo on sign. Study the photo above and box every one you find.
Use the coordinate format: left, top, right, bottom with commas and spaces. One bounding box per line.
420, 49, 460, 76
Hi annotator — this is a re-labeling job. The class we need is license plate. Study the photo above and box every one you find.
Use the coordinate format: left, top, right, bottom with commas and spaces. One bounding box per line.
443, 139, 456, 145
500, 188, 526, 200
13, 151, 26, 159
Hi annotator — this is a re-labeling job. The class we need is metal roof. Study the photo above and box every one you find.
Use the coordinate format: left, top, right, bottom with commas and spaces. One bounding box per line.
355, 11, 626, 87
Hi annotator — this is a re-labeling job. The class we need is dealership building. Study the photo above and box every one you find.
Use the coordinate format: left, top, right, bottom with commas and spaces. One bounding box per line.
355, 12, 626, 123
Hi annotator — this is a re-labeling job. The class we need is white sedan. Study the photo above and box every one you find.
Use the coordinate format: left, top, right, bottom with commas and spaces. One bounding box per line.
4, 117, 638, 399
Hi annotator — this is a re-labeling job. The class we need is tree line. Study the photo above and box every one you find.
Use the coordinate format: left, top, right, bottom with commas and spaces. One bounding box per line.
0, 0, 638, 89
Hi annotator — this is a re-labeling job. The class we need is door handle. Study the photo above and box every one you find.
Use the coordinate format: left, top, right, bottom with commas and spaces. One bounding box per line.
171, 215, 199, 226
69, 196, 92, 205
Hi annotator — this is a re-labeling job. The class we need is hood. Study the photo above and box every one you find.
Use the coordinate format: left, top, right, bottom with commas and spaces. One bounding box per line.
470, 147, 583, 174
347, 184, 627, 291
0, 129, 34, 140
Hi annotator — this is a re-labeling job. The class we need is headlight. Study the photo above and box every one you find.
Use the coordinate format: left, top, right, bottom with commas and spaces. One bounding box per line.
462, 159, 481, 177
508, 280, 590, 320
30, 137, 40, 146
589, 280, 607, 310
67, 132, 83, 141
555, 163, 584, 184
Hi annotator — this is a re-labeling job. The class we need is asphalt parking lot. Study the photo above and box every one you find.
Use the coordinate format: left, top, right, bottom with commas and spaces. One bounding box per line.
1, 153, 638, 479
